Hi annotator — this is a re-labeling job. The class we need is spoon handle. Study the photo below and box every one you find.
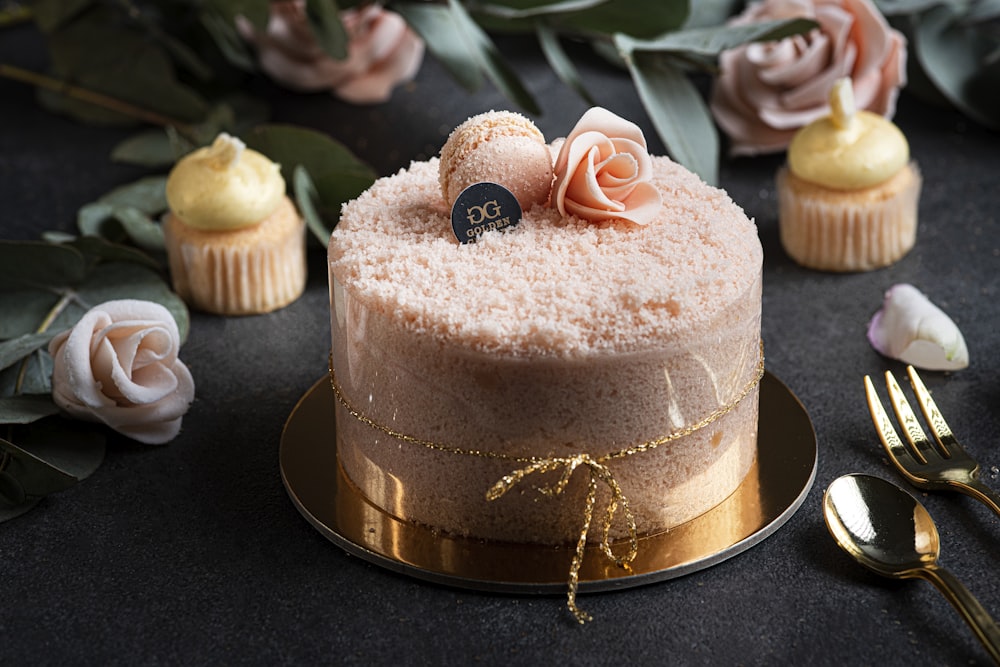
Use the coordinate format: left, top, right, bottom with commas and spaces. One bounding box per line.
921, 564, 1000, 663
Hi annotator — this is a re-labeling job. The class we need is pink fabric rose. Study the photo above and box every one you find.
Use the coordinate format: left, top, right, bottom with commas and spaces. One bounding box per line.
552, 107, 662, 225
48, 300, 195, 445
237, 1, 424, 104
710, 0, 906, 155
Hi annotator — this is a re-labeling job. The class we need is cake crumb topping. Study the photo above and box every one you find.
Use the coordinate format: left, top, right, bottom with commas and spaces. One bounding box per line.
330, 157, 760, 357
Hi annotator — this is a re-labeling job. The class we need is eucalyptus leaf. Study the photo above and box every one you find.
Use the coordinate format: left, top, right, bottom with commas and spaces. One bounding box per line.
0, 418, 106, 519
214, 94, 272, 134
964, 0, 1000, 22
94, 176, 168, 214
200, 9, 258, 72
78, 202, 123, 241
77, 177, 169, 252
616, 18, 818, 57
245, 124, 375, 228
126, 5, 214, 82
306, 0, 349, 60
621, 46, 719, 185
0, 241, 86, 288
206, 0, 270, 29
537, 22, 595, 104
684, 0, 744, 28
914, 5, 1000, 130
43, 6, 209, 124
397, 2, 486, 91
0, 435, 77, 508
293, 166, 335, 244
0, 351, 54, 397
111, 130, 178, 167
558, 0, 689, 39
41, 231, 77, 244
110, 209, 167, 253
29, 0, 93, 33
66, 236, 162, 272
17, 417, 106, 482
0, 290, 61, 341
0, 333, 58, 373
475, 0, 612, 20
875, 0, 950, 15
447, 0, 541, 114
0, 395, 61, 425
408, 1, 546, 113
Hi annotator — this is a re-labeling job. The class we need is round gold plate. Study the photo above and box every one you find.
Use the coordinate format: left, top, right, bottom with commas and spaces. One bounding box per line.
280, 371, 816, 593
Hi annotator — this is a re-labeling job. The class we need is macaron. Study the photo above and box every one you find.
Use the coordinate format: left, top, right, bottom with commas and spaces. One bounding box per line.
438, 111, 554, 211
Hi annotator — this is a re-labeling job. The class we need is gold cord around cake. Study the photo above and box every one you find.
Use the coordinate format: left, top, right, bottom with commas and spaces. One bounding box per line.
328, 347, 765, 624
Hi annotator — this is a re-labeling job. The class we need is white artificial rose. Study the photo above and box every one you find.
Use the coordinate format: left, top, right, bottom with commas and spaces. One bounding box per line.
48, 300, 195, 444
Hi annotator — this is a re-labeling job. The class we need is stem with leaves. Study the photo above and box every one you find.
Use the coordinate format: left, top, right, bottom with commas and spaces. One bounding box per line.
0, 63, 196, 138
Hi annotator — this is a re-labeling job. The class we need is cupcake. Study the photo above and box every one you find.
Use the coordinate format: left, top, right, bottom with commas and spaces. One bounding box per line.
777, 79, 921, 272
163, 133, 306, 315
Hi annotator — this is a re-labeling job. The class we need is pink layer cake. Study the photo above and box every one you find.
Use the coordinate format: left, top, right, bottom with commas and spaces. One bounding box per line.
327, 111, 763, 545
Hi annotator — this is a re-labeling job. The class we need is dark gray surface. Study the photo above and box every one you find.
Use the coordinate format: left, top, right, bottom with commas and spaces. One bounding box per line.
3, 24, 999, 666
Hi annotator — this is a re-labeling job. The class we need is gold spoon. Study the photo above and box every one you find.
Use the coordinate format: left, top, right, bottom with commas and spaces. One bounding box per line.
824, 473, 1000, 663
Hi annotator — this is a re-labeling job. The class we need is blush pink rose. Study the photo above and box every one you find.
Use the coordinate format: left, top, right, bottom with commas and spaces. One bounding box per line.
237, 1, 424, 104
710, 0, 906, 156
48, 300, 195, 445
552, 107, 662, 225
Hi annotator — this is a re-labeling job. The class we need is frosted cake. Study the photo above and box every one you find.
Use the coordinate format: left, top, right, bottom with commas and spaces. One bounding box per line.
327, 108, 764, 548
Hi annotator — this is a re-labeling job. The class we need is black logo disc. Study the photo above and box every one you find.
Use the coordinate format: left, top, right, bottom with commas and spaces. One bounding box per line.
450, 182, 522, 245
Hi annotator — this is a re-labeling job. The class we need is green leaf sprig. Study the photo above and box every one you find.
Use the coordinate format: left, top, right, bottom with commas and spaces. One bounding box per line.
3, 0, 816, 185
0, 235, 190, 520
877, 0, 1000, 130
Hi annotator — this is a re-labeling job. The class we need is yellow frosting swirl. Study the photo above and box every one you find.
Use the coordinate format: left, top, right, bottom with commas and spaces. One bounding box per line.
788, 79, 909, 191
166, 133, 285, 230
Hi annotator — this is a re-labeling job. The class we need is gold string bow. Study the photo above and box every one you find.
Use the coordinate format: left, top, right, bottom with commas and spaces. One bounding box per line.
486, 453, 638, 623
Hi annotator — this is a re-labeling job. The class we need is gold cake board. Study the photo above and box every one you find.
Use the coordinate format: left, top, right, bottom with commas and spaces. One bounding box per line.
280, 371, 816, 593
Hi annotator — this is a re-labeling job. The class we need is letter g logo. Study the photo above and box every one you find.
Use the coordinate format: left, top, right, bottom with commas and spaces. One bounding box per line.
465, 200, 501, 225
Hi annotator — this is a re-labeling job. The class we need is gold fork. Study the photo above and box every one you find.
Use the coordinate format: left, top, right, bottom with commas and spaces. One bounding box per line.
864, 366, 1000, 517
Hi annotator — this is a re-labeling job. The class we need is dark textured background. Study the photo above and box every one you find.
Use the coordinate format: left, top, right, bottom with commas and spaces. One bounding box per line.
2, 22, 999, 665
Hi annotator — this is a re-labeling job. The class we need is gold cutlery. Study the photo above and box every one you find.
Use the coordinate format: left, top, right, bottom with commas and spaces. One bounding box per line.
864, 366, 1000, 516
824, 473, 1000, 663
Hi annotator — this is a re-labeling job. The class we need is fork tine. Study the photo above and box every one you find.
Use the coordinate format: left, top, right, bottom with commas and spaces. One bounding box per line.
884, 369, 941, 465
906, 365, 961, 458
864, 375, 925, 467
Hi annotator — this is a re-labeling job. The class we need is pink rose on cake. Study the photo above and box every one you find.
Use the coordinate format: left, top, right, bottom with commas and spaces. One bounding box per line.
710, 0, 906, 156
48, 300, 195, 445
552, 107, 662, 225
237, 1, 424, 104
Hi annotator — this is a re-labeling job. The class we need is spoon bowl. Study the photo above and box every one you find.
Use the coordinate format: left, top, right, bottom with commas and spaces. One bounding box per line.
824, 473, 1000, 663
824, 473, 938, 578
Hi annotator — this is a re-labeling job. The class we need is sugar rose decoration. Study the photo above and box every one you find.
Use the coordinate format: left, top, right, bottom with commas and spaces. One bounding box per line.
237, 1, 424, 104
710, 0, 906, 156
552, 107, 662, 225
48, 300, 195, 445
